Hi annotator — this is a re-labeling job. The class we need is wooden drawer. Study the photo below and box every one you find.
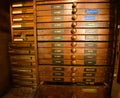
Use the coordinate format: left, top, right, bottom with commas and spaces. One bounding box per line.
37, 29, 112, 35
12, 22, 34, 29
37, 42, 112, 48
37, 15, 110, 22
36, 3, 110, 10
9, 42, 34, 48
39, 65, 111, 76
38, 48, 111, 54
12, 14, 34, 22
9, 49, 35, 54
11, 62, 36, 68
38, 54, 110, 60
37, 22, 111, 29
38, 59, 109, 65
10, 55, 35, 62
12, 1, 33, 8
13, 29, 34, 35
12, 7, 33, 14
39, 76, 109, 83
11, 68, 36, 74
37, 84, 109, 98
37, 35, 112, 41
37, 9, 110, 16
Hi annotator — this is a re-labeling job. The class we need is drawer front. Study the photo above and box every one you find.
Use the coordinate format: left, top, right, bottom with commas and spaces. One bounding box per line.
38, 84, 109, 98
37, 22, 111, 28
39, 66, 111, 76
39, 76, 109, 83
12, 1, 33, 8
38, 54, 110, 60
12, 14, 34, 21
36, 3, 110, 11
37, 35, 112, 41
38, 59, 109, 65
37, 15, 110, 22
37, 9, 110, 16
9, 42, 34, 48
38, 48, 111, 54
37, 29, 112, 35
38, 42, 112, 48
12, 7, 33, 14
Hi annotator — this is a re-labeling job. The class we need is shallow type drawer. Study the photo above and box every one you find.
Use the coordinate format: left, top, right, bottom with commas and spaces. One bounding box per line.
39, 76, 109, 83
37, 42, 112, 48
38, 48, 111, 54
36, 3, 110, 10
37, 15, 110, 22
10, 55, 35, 62
37, 84, 110, 98
11, 62, 36, 68
12, 14, 34, 22
39, 65, 111, 76
38, 54, 110, 60
37, 35, 112, 41
12, 1, 33, 8
12, 7, 33, 14
37, 9, 110, 16
37, 22, 111, 28
38, 59, 109, 65
9, 42, 34, 48
37, 28, 112, 35
12, 22, 34, 29
9, 49, 35, 54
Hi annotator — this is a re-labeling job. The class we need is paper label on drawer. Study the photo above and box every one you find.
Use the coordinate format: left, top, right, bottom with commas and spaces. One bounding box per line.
82, 88, 97, 93
85, 29, 98, 34
53, 72, 64, 76
52, 10, 64, 14
53, 67, 64, 71
85, 36, 98, 41
13, 18, 23, 21
86, 9, 99, 14
52, 36, 64, 40
52, 49, 64, 53
85, 22, 97, 27
84, 60, 96, 65
53, 78, 64, 81
83, 73, 95, 77
84, 55, 96, 59
52, 16, 63, 21
52, 23, 64, 28
84, 16, 96, 21
51, 5, 64, 9
84, 50, 96, 54
52, 60, 64, 64
85, 43, 97, 47
84, 68, 96, 72
14, 38, 23, 41
12, 4, 23, 7
12, 11, 22, 14
52, 30, 64, 34
52, 55, 63, 58
52, 43, 64, 47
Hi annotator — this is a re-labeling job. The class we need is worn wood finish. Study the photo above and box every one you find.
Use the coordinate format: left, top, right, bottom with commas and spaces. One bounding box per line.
37, 84, 110, 98
38, 42, 112, 48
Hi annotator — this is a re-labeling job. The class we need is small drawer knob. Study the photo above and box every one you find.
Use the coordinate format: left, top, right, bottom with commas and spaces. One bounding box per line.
72, 14, 77, 20
71, 35, 77, 40
71, 22, 77, 27
72, 2, 77, 8
72, 60, 77, 65
71, 42, 77, 47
